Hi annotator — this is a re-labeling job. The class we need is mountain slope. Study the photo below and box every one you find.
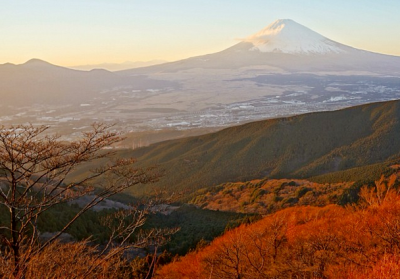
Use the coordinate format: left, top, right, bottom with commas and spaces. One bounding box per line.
124, 100, 400, 196
157, 178, 400, 279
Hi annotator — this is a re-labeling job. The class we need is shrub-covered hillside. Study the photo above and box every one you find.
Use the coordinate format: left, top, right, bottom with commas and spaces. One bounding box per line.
190, 178, 353, 214
157, 174, 400, 279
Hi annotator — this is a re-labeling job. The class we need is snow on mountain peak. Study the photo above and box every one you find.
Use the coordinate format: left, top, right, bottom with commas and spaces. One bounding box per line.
244, 19, 346, 55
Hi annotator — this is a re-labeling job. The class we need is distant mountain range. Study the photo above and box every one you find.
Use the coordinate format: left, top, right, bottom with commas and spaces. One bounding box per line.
70, 60, 167, 71
0, 58, 176, 106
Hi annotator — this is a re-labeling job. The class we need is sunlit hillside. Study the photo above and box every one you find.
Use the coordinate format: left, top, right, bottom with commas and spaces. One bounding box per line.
157, 174, 400, 279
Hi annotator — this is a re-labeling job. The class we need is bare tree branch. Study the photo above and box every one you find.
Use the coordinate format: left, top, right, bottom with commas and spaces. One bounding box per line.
0, 123, 170, 277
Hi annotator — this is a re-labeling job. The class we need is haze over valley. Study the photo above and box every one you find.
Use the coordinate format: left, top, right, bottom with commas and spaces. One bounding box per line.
1, 19, 400, 145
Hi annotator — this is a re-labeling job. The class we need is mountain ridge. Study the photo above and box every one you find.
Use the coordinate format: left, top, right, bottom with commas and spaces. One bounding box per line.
0, 58, 176, 106
115, 100, 400, 197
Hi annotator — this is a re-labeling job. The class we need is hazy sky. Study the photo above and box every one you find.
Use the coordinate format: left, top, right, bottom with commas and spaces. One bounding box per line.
2, 0, 400, 66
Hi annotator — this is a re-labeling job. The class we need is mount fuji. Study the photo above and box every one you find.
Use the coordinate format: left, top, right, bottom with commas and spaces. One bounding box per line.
243, 19, 348, 54
122, 19, 400, 74
114, 19, 400, 132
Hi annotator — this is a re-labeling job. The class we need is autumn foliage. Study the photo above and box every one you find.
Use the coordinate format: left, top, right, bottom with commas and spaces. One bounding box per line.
157, 174, 400, 279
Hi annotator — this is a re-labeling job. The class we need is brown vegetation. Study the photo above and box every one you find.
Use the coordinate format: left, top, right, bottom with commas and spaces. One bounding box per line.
0, 240, 128, 279
157, 174, 400, 279
191, 178, 352, 214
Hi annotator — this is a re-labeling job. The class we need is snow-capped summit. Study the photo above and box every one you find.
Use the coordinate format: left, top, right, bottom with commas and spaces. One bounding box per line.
244, 19, 347, 55
122, 19, 400, 75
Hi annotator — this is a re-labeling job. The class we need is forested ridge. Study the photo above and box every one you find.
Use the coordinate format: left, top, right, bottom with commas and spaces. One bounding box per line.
114, 100, 400, 197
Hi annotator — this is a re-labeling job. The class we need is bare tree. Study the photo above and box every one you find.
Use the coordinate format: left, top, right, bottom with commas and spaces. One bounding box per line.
360, 174, 398, 207
0, 123, 165, 277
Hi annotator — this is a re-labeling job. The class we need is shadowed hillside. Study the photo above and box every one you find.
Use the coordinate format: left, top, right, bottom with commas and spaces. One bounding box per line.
120, 100, 400, 197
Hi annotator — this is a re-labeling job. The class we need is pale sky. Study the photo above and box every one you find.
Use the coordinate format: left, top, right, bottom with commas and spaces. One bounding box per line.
2, 0, 400, 67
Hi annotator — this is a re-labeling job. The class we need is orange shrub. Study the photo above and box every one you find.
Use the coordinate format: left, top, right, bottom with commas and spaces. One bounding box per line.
156, 175, 400, 279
